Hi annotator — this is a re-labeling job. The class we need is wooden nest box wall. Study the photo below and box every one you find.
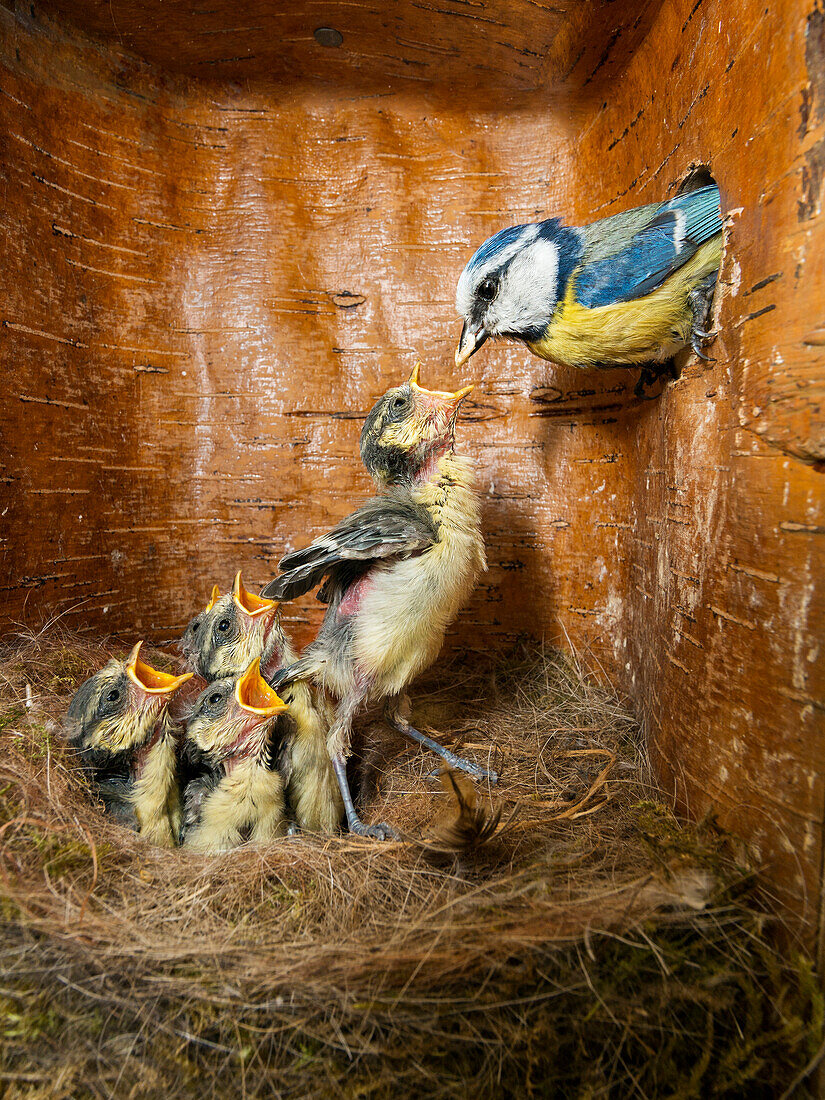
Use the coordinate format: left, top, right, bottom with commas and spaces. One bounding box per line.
1, 0, 823, 940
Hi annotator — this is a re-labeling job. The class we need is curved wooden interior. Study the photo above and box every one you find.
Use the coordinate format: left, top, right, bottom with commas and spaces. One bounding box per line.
1, 0, 823, 941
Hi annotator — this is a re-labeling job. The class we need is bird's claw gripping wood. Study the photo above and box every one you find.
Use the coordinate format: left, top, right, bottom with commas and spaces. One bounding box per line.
688, 273, 718, 362
691, 341, 716, 362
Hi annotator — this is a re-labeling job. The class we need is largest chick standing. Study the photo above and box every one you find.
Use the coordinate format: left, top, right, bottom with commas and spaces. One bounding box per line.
263, 363, 493, 839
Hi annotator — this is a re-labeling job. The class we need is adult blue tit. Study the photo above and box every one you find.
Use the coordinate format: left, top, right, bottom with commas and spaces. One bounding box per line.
455, 184, 723, 372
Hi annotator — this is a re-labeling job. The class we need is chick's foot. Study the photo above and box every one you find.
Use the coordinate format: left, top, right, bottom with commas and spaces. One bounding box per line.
386, 705, 498, 784
331, 754, 398, 841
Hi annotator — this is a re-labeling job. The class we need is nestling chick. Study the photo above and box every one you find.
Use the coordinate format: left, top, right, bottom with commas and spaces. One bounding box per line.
455, 184, 723, 390
64, 642, 193, 847
179, 583, 221, 672
181, 571, 343, 834
263, 362, 491, 840
182, 573, 286, 683
181, 659, 290, 853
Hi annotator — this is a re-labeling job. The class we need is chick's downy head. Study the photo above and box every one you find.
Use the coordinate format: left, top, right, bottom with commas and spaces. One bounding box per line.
180, 584, 221, 667
455, 219, 581, 365
188, 571, 285, 682
360, 362, 474, 486
184, 658, 288, 766
64, 642, 192, 762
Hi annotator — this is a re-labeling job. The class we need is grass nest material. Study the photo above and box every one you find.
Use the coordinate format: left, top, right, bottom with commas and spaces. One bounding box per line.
0, 626, 821, 1099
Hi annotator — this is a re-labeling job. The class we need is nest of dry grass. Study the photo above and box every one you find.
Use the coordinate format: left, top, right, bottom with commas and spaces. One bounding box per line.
0, 627, 821, 1099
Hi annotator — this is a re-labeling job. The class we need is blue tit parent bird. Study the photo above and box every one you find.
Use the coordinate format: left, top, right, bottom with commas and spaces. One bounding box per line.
262, 363, 491, 841
455, 184, 723, 394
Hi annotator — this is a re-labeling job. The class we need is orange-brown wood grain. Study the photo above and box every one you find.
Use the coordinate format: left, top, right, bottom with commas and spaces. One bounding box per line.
0, 0, 822, 944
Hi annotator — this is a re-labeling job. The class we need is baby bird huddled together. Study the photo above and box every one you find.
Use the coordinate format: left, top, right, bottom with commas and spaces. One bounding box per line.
65, 363, 489, 851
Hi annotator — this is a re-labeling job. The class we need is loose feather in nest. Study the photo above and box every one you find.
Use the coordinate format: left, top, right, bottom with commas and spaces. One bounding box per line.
410, 767, 508, 859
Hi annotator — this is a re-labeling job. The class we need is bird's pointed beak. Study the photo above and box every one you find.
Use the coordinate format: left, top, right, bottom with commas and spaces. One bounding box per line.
205, 584, 221, 612
233, 570, 278, 618
408, 360, 475, 410
455, 321, 488, 367
125, 641, 193, 697
235, 658, 289, 716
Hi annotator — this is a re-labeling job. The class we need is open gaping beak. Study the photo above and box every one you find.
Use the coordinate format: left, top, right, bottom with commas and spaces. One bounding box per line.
205, 584, 221, 612
455, 321, 488, 367
235, 658, 289, 717
233, 570, 278, 618
408, 361, 474, 410
125, 641, 193, 697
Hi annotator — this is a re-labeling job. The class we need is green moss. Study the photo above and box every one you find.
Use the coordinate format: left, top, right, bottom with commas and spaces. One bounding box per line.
0, 992, 60, 1042
21, 720, 53, 760
0, 705, 25, 733
46, 648, 100, 689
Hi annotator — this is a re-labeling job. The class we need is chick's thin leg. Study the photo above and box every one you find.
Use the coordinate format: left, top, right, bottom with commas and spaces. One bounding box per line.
385, 694, 498, 785
328, 687, 398, 840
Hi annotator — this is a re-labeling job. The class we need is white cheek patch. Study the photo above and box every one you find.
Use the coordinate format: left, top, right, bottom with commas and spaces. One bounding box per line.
455, 224, 541, 315
488, 237, 560, 335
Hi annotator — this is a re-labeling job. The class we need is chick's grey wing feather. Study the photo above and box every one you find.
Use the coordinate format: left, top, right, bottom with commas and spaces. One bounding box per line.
263, 496, 437, 602
95, 776, 140, 830
576, 186, 722, 308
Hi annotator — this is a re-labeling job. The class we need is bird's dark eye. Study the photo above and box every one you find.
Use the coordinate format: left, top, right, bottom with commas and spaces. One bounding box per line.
105, 688, 120, 703
391, 394, 406, 411
478, 277, 498, 302
217, 618, 231, 633
191, 622, 200, 634
207, 692, 223, 707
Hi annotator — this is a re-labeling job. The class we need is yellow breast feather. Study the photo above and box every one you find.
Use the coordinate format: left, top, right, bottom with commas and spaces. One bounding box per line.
184, 760, 287, 853
286, 682, 343, 834
529, 236, 722, 368
132, 723, 181, 848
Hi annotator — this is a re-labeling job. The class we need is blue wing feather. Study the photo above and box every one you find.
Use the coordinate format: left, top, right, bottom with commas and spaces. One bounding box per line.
575, 186, 722, 309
